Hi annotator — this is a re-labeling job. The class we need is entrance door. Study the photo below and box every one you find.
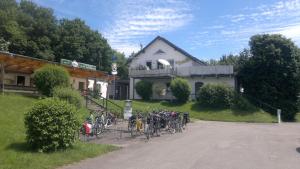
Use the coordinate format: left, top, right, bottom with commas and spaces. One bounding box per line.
17, 76, 25, 86
78, 82, 85, 91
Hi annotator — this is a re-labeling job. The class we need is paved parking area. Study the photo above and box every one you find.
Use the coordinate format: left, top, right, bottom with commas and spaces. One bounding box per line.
61, 121, 300, 169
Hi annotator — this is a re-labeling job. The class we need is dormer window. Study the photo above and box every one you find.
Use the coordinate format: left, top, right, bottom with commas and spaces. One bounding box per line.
154, 49, 165, 55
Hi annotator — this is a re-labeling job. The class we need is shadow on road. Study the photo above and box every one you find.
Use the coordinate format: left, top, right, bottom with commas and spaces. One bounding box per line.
296, 147, 300, 154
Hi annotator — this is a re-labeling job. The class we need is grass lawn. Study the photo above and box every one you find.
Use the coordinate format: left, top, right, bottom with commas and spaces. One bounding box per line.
295, 113, 300, 122
108, 100, 279, 123
0, 94, 117, 169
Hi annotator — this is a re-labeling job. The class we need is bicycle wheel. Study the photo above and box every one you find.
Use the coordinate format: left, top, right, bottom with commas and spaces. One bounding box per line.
94, 123, 103, 137
169, 121, 176, 134
144, 124, 150, 140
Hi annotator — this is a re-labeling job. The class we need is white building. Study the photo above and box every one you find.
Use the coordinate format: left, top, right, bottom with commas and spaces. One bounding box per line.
128, 36, 235, 100
0, 51, 111, 97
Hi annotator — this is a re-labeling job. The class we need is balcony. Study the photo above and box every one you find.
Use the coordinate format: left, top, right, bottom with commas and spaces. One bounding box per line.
129, 68, 175, 78
129, 65, 234, 78
176, 65, 234, 77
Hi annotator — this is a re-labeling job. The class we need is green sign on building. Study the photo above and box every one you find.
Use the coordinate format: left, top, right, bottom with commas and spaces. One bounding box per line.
60, 59, 96, 71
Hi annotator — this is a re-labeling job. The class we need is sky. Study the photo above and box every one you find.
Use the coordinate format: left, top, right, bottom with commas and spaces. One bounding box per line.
32, 0, 300, 60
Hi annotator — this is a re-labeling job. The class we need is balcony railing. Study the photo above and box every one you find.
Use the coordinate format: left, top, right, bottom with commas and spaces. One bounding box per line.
176, 65, 234, 76
129, 65, 233, 78
129, 68, 175, 77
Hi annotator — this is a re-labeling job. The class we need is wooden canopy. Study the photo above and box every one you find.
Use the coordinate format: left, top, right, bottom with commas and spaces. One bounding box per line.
0, 51, 112, 80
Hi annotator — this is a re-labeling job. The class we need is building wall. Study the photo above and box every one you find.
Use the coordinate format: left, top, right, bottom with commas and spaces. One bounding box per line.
128, 38, 235, 101
70, 77, 87, 90
130, 39, 202, 70
2, 73, 31, 86
3, 73, 110, 98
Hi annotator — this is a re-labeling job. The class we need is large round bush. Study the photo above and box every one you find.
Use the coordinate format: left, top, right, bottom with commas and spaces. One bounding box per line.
197, 84, 233, 108
135, 80, 153, 100
53, 86, 84, 108
170, 78, 191, 103
25, 98, 79, 152
33, 64, 70, 96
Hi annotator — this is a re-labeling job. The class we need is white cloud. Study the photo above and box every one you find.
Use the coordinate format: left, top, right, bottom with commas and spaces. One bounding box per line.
190, 0, 300, 50
274, 24, 300, 43
104, 0, 193, 56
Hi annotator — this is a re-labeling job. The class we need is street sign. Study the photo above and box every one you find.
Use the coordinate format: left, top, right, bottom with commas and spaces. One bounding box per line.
111, 62, 117, 75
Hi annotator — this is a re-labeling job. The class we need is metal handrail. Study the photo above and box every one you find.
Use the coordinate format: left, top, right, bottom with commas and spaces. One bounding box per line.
83, 90, 123, 115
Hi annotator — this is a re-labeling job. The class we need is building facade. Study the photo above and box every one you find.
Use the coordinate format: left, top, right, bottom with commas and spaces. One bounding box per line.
0, 51, 111, 97
128, 36, 234, 100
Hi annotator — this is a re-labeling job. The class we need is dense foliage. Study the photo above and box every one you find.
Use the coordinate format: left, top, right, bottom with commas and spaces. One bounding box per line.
53, 86, 84, 108
170, 78, 191, 103
230, 92, 256, 111
0, 0, 128, 77
24, 98, 79, 152
207, 49, 251, 77
197, 84, 233, 108
239, 34, 300, 121
135, 80, 153, 100
33, 65, 70, 96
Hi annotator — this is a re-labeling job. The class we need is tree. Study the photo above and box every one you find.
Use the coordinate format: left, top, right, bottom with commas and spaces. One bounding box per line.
239, 34, 300, 121
135, 80, 153, 100
55, 19, 114, 72
33, 65, 70, 96
0, 38, 10, 51
170, 78, 191, 103
113, 50, 128, 79
219, 49, 251, 72
0, 0, 117, 73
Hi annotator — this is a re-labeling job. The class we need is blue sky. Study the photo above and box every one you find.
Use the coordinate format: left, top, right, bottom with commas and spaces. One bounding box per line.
32, 0, 300, 60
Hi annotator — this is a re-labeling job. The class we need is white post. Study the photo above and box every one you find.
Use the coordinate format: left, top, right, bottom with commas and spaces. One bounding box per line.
277, 109, 281, 124
113, 75, 116, 100
1, 63, 4, 95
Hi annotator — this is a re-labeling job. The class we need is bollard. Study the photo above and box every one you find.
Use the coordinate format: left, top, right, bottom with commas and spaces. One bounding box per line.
277, 109, 281, 124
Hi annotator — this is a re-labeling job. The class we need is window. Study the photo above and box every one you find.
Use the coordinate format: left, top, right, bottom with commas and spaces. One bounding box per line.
17, 76, 25, 86
78, 82, 85, 91
146, 61, 152, 70
157, 60, 164, 69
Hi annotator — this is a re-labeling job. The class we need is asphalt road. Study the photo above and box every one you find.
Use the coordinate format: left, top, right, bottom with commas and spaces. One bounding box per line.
60, 121, 300, 169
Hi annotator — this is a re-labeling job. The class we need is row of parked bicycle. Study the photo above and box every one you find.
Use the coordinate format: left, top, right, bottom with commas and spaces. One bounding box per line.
80, 110, 190, 140
128, 111, 190, 139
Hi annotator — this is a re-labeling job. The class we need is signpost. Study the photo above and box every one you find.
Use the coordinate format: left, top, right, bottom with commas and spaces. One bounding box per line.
112, 56, 117, 100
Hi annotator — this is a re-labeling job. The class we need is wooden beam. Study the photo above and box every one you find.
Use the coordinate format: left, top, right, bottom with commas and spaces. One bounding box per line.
1, 63, 5, 95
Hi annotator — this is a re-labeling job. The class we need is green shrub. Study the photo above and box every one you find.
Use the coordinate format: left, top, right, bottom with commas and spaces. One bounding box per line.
135, 80, 153, 100
230, 92, 256, 111
197, 84, 233, 108
53, 86, 84, 108
170, 78, 191, 103
24, 98, 79, 152
33, 64, 70, 96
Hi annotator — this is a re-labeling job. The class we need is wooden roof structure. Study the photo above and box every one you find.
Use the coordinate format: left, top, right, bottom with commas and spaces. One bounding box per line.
0, 51, 112, 80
